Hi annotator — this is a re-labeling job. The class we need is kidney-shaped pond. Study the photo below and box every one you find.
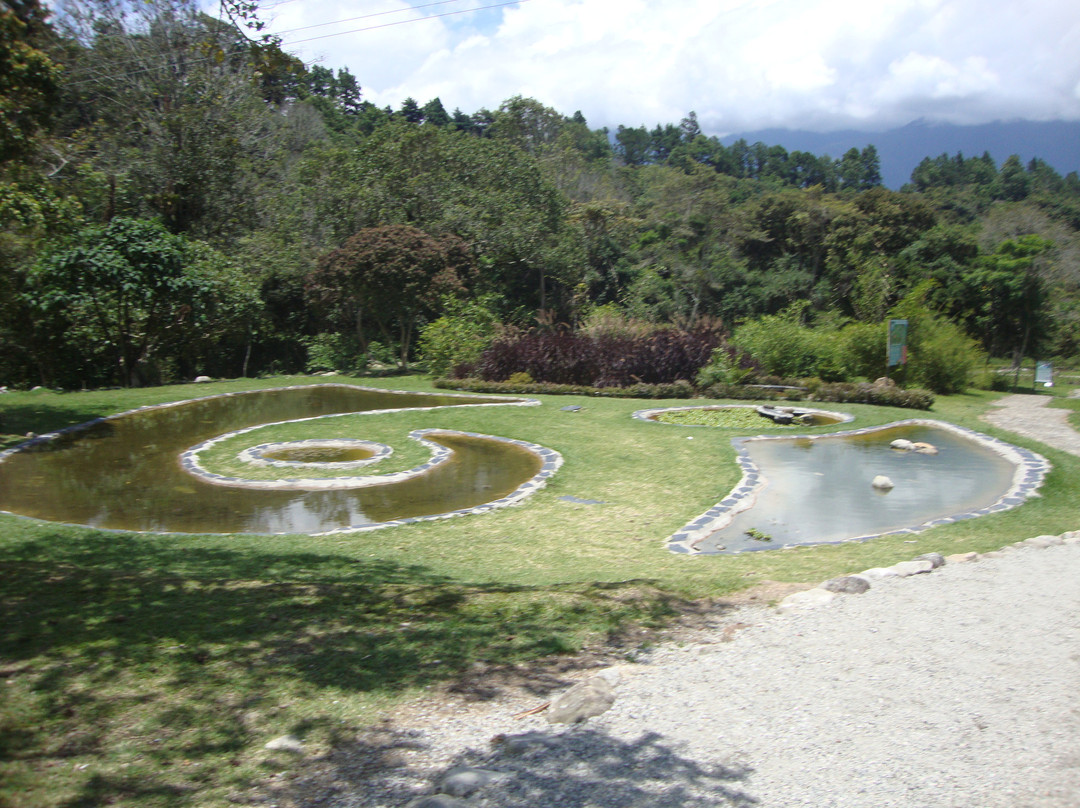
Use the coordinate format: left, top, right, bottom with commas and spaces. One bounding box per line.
0, 385, 560, 535
666, 420, 1048, 554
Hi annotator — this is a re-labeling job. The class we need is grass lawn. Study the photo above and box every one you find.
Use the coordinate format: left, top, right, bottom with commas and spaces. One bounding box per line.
2, 374, 1079, 807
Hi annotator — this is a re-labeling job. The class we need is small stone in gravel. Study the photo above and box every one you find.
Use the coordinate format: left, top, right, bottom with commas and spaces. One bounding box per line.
946, 552, 979, 563
915, 552, 946, 568
440, 767, 505, 797
406, 796, 470, 808
778, 588, 836, 612
1023, 535, 1064, 548
821, 576, 871, 594
494, 731, 561, 755
891, 559, 935, 577
546, 675, 615, 724
859, 567, 901, 580
590, 666, 625, 687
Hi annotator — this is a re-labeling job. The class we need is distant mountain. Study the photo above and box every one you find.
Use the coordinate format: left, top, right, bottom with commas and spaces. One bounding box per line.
721, 120, 1080, 189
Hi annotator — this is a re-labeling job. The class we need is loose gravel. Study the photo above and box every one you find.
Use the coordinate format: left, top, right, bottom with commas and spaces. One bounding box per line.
279, 542, 1080, 808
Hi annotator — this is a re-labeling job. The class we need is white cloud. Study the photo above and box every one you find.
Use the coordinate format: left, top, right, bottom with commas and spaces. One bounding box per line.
267, 0, 1080, 133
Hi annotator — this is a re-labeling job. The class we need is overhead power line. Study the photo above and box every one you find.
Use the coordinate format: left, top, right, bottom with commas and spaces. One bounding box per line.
274, 0, 477, 36
282, 0, 531, 46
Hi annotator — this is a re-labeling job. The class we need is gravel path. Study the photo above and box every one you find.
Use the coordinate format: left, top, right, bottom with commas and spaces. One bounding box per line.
280, 395, 1080, 808
982, 393, 1080, 457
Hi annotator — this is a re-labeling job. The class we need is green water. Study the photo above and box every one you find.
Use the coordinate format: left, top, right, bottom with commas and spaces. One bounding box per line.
0, 386, 540, 534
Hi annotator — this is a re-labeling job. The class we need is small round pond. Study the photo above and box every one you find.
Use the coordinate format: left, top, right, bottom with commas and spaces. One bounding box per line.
261, 445, 377, 464
0, 385, 560, 535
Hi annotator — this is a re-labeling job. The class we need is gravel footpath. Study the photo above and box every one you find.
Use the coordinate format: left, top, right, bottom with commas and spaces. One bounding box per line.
281, 542, 1080, 808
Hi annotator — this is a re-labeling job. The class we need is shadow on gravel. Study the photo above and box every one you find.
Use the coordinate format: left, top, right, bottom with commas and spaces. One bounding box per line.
278, 727, 757, 807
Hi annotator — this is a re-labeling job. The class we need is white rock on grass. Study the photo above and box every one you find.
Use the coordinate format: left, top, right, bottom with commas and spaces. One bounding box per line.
264, 734, 304, 754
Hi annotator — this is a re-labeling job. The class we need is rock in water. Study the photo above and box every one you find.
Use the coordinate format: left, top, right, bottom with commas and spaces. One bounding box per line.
871, 475, 894, 490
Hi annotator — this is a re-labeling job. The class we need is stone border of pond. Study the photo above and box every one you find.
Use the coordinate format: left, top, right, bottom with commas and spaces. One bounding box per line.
239, 439, 393, 469
0, 384, 562, 535
655, 418, 1049, 555
632, 403, 855, 427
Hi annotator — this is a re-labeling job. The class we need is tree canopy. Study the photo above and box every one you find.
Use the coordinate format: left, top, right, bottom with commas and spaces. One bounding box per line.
1, 0, 1078, 389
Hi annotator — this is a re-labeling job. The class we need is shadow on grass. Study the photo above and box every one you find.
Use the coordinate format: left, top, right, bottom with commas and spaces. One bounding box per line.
280, 727, 758, 807
0, 530, 685, 806
0, 401, 122, 448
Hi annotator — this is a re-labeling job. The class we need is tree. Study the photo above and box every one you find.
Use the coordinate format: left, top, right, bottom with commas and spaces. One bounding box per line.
30, 217, 209, 386
960, 235, 1053, 362
615, 125, 650, 166
0, 0, 61, 163
993, 155, 1030, 201
54, 0, 278, 237
307, 225, 474, 366
399, 97, 423, 123
421, 97, 450, 127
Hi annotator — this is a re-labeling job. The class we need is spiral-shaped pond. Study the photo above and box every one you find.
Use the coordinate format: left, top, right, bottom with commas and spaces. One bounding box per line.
0, 385, 561, 535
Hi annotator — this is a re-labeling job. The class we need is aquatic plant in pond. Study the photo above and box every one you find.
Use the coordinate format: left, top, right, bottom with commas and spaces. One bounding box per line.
0, 385, 561, 535
641, 404, 851, 429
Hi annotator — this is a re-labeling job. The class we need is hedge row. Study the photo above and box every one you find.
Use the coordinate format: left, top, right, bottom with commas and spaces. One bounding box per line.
694, 380, 934, 409
433, 378, 696, 399
438, 377, 934, 410
473, 327, 722, 387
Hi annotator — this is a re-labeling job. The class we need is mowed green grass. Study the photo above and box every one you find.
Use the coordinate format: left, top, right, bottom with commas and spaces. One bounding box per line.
2, 375, 1079, 807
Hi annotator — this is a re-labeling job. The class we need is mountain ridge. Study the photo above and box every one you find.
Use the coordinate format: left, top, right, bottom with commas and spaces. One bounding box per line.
719, 119, 1080, 189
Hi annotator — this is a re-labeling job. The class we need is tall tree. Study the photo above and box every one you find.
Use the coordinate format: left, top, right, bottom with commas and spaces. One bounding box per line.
0, 0, 61, 163
307, 225, 473, 366
30, 217, 208, 386
54, 0, 277, 237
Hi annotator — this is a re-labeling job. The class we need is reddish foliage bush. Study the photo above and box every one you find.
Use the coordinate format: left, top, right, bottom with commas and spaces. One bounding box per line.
474, 325, 724, 387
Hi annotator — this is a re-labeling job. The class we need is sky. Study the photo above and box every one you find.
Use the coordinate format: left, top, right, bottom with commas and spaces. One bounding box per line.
255, 0, 1080, 135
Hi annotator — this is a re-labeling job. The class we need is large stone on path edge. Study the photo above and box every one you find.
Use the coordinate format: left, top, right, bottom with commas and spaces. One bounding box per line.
546, 675, 616, 724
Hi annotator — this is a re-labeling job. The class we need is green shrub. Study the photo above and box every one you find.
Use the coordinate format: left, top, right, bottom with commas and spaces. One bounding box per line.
418, 298, 499, 378
695, 345, 755, 388
841, 321, 887, 380
303, 333, 363, 373
907, 316, 982, 394
812, 382, 934, 410
732, 309, 851, 382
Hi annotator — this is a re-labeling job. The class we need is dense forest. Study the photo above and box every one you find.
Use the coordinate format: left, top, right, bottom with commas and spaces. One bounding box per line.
3, 0, 1079, 393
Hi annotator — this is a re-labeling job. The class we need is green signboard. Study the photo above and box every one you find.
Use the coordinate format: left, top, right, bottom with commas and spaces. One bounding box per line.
887, 319, 908, 367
